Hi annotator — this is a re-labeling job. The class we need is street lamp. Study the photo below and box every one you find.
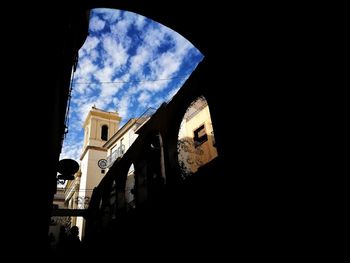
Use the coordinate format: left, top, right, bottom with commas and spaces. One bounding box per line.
57, 158, 79, 182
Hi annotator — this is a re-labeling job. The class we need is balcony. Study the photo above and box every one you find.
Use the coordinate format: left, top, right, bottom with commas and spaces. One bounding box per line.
134, 107, 156, 131
106, 144, 126, 168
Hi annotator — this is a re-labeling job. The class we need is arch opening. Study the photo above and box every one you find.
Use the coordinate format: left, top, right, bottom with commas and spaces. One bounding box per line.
177, 96, 218, 179
101, 125, 108, 141
61, 7, 204, 162
125, 163, 135, 211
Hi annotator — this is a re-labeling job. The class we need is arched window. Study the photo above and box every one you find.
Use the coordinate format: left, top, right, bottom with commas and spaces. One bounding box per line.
101, 125, 108, 141
125, 163, 135, 211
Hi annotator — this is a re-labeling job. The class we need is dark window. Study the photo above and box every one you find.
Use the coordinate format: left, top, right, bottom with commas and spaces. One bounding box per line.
193, 124, 207, 147
101, 125, 108, 141
120, 138, 125, 155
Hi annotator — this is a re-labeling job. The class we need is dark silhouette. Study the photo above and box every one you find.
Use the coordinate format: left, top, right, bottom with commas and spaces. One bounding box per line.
66, 226, 81, 250
56, 226, 67, 252
47, 232, 56, 252
55, 226, 81, 260
19, 1, 315, 257
48, 232, 55, 244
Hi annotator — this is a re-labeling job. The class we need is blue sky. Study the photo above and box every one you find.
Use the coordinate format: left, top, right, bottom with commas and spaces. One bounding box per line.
60, 9, 203, 162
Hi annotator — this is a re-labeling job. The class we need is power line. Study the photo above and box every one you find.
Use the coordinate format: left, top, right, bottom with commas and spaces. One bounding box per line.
72, 74, 191, 85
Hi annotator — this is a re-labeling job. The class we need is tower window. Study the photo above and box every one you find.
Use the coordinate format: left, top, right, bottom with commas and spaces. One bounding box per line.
101, 125, 108, 141
193, 124, 207, 147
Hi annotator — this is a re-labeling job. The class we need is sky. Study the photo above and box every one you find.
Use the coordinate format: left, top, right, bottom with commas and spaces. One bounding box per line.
60, 8, 204, 162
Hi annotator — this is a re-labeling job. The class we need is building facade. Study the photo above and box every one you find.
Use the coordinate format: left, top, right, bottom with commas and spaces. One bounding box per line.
74, 106, 121, 238
103, 118, 139, 211
48, 188, 68, 249
178, 96, 217, 177
64, 100, 216, 239
102, 108, 155, 210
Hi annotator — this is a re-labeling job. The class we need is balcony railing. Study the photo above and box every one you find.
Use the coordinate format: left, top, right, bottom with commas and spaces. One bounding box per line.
106, 144, 125, 168
134, 107, 156, 130
185, 98, 208, 121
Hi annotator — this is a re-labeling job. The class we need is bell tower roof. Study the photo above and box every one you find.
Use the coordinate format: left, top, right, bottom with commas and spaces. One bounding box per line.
83, 106, 121, 128
81, 106, 122, 153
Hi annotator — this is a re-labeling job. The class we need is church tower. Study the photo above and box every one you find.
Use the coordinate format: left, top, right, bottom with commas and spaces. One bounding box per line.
76, 106, 121, 238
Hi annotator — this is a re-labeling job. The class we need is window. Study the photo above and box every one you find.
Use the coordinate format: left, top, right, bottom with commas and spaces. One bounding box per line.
120, 138, 125, 154
101, 125, 108, 141
193, 124, 207, 147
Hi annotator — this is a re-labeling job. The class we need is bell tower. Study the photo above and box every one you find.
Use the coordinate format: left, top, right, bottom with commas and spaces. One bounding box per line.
82, 106, 121, 150
76, 106, 121, 238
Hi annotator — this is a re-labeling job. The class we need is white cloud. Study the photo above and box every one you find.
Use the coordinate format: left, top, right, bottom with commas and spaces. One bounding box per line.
101, 35, 129, 70
74, 82, 88, 94
71, 98, 98, 124
95, 65, 114, 83
171, 31, 193, 57
74, 56, 98, 82
92, 74, 129, 108
109, 13, 137, 49
166, 85, 183, 102
94, 8, 121, 23
127, 24, 193, 94
110, 11, 146, 37
80, 37, 99, 55
115, 94, 133, 119
152, 97, 166, 109
90, 16, 106, 32
125, 84, 138, 96
142, 24, 168, 49
62, 9, 203, 165
72, 37, 100, 95
78, 103, 94, 123
112, 97, 119, 105
66, 119, 82, 133
100, 82, 124, 98
89, 49, 99, 62
139, 51, 182, 93
135, 15, 146, 30
110, 15, 132, 37
95, 83, 123, 107
129, 46, 151, 75
137, 91, 151, 106
142, 79, 171, 92
151, 52, 182, 78
60, 140, 83, 162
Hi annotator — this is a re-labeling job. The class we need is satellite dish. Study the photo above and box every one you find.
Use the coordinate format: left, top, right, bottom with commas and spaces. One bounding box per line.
57, 159, 79, 180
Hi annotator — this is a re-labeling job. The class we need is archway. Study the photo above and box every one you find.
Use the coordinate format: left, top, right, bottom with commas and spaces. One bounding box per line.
177, 96, 217, 179
125, 163, 136, 211
61, 8, 204, 165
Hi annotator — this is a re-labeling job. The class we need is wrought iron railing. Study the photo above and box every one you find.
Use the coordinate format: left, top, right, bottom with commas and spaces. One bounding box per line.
185, 98, 208, 121
74, 196, 90, 209
134, 107, 156, 130
106, 144, 126, 168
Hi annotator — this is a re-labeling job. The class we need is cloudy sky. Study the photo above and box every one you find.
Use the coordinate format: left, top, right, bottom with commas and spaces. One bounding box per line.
60, 8, 203, 162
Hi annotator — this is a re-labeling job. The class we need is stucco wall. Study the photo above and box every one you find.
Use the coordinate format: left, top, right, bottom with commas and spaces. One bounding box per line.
178, 102, 218, 176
